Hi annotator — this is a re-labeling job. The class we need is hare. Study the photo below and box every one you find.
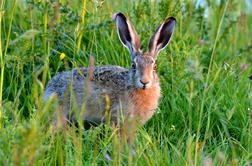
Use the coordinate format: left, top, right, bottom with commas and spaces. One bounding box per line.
43, 12, 176, 126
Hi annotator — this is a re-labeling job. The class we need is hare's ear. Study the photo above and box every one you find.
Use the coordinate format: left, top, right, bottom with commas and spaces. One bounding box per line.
115, 12, 141, 60
148, 17, 176, 59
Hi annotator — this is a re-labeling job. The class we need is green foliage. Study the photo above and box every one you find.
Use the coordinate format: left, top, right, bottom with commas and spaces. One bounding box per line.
0, 0, 252, 165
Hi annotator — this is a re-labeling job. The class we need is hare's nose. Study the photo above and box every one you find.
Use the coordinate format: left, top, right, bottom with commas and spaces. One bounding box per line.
140, 80, 149, 85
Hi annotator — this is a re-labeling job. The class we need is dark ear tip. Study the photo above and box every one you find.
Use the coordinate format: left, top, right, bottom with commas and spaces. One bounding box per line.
116, 12, 125, 17
166, 16, 176, 23
112, 12, 126, 21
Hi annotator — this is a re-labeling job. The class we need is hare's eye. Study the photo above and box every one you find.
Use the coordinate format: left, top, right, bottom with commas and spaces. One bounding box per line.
153, 64, 157, 71
131, 63, 136, 69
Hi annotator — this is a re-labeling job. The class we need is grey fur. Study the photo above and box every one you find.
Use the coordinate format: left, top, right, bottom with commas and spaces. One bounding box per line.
44, 66, 134, 124
43, 13, 176, 126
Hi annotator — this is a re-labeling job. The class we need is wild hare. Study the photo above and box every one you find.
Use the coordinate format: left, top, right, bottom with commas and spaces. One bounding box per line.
43, 12, 176, 127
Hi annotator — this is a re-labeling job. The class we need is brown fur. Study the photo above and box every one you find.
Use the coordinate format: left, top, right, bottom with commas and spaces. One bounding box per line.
43, 12, 175, 127
130, 80, 160, 124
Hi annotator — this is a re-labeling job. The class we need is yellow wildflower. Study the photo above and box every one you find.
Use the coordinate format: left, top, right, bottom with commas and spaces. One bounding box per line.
59, 52, 66, 60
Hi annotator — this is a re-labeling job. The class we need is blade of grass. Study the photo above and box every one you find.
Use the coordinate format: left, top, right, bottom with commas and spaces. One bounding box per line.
0, 0, 5, 127
0, 0, 16, 128
194, 0, 230, 165
75, 0, 87, 55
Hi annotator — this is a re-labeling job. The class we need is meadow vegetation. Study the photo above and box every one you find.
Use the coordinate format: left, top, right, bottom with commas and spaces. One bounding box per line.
0, 0, 251, 165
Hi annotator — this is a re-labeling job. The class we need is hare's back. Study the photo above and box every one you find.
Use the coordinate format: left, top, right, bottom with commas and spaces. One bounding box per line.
43, 70, 73, 101
43, 65, 129, 101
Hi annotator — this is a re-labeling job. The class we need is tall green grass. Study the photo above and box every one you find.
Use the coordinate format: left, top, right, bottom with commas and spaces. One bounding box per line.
0, 0, 251, 165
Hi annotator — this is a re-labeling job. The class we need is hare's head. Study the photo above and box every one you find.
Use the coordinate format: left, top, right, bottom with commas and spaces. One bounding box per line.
114, 13, 176, 90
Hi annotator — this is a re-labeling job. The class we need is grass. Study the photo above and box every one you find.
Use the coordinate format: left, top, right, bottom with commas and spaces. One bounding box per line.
0, 0, 252, 165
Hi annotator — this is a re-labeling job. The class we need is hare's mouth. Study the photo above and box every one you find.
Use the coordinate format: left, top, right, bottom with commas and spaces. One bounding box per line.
137, 83, 151, 90
135, 78, 152, 90
142, 84, 152, 90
